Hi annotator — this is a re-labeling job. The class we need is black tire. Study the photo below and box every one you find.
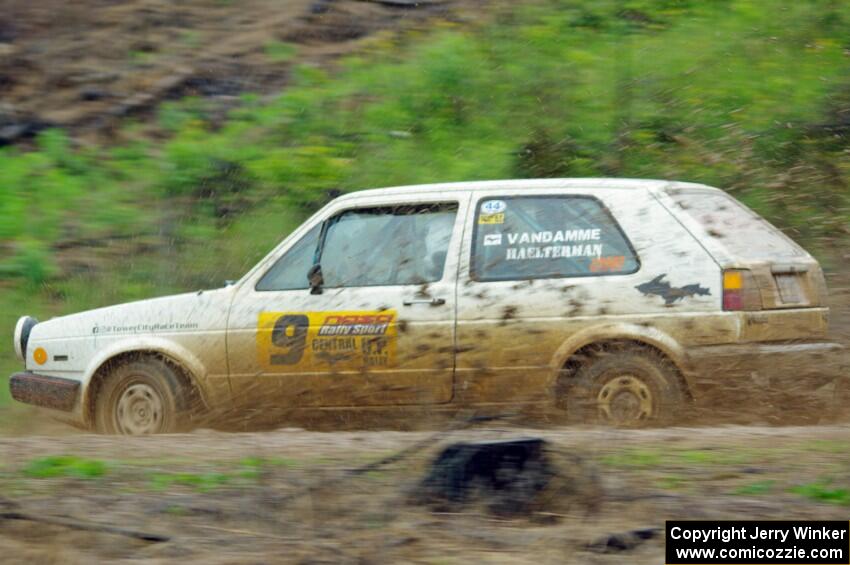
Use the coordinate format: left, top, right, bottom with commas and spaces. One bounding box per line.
563, 345, 685, 427
94, 357, 187, 435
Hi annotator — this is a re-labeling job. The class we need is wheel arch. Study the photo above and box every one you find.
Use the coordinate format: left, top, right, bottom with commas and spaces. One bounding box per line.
548, 323, 695, 396
81, 338, 209, 427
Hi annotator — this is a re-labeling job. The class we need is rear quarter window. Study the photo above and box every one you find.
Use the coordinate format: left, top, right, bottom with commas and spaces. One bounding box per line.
471, 195, 639, 281
667, 188, 805, 261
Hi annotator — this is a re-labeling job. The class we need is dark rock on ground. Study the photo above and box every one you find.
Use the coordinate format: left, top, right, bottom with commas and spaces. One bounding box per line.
587, 527, 661, 553
411, 437, 602, 517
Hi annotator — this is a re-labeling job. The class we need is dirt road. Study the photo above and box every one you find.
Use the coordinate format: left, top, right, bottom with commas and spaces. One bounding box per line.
1, 424, 849, 564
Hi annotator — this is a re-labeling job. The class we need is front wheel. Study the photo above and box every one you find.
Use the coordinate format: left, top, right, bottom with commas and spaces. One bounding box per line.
563, 346, 685, 427
94, 358, 185, 434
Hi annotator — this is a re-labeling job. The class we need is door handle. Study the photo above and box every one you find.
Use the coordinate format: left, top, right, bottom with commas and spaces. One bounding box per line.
403, 297, 446, 306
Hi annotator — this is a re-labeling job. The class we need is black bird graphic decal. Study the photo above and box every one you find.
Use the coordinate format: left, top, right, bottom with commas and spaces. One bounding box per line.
636, 274, 711, 305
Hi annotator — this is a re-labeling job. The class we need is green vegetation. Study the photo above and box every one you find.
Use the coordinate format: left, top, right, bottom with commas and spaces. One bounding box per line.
1, 0, 849, 407
146, 457, 298, 491
676, 449, 752, 466
656, 475, 686, 490
733, 480, 775, 495
9, 454, 298, 487
264, 41, 299, 62
676, 450, 715, 464
23, 456, 108, 479
240, 455, 301, 470
600, 448, 663, 468
601, 447, 758, 468
148, 471, 234, 492
790, 481, 850, 505
7, 455, 302, 492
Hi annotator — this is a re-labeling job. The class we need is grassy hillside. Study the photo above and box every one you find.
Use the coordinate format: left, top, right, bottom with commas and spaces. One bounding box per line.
1, 0, 849, 408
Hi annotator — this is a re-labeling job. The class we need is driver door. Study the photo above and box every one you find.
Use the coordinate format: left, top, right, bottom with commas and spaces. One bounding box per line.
226, 194, 467, 409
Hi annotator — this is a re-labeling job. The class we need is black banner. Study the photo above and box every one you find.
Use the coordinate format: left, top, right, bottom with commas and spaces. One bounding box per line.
666, 521, 849, 564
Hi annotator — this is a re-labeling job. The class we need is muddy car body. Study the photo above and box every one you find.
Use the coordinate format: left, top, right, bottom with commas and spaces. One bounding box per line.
10, 179, 843, 432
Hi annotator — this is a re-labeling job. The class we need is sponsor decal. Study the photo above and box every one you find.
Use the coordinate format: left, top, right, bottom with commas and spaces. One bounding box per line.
506, 229, 601, 245
91, 322, 199, 335
505, 244, 602, 260
478, 212, 505, 225
483, 233, 503, 246
500, 228, 604, 261
257, 311, 397, 370
636, 274, 711, 305
480, 200, 507, 215
590, 255, 626, 272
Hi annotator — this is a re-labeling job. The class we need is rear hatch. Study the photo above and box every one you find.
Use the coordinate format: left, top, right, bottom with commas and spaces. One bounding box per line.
660, 186, 829, 341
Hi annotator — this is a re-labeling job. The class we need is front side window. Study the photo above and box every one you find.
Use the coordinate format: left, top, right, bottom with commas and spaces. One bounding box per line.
472, 196, 638, 281
320, 203, 457, 288
256, 224, 321, 291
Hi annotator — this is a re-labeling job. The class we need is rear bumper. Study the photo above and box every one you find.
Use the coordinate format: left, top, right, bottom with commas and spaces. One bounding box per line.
686, 341, 848, 402
9, 372, 81, 412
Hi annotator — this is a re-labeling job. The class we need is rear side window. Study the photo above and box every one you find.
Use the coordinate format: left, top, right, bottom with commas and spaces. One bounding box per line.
472, 196, 639, 281
667, 189, 805, 261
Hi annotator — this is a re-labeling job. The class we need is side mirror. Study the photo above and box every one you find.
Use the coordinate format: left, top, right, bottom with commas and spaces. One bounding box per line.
307, 264, 324, 295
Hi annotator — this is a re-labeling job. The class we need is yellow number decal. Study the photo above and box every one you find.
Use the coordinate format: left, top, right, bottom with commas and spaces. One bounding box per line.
257, 311, 397, 371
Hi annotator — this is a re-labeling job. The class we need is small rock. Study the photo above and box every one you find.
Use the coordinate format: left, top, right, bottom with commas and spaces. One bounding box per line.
310, 0, 333, 14
0, 22, 16, 43
0, 121, 51, 146
80, 88, 110, 102
587, 527, 661, 553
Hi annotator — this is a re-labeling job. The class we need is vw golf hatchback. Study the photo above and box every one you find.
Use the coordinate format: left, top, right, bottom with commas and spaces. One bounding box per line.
10, 179, 843, 433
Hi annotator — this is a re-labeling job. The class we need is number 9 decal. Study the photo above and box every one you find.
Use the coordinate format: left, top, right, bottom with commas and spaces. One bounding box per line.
270, 314, 309, 365
258, 310, 397, 371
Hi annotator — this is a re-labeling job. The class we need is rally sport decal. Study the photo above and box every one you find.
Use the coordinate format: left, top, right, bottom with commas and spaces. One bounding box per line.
257, 311, 396, 371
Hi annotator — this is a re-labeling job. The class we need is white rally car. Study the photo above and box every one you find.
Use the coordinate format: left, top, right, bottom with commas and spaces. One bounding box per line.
10, 179, 844, 433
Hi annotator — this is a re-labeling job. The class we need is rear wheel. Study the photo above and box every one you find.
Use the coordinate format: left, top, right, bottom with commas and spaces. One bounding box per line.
563, 345, 685, 426
94, 358, 186, 435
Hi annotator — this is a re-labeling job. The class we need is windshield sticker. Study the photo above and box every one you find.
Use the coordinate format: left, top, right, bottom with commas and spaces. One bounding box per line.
483, 234, 503, 246
480, 200, 507, 215
506, 244, 602, 261
257, 311, 397, 371
502, 229, 604, 260
479, 212, 505, 225
590, 255, 626, 272
506, 229, 601, 245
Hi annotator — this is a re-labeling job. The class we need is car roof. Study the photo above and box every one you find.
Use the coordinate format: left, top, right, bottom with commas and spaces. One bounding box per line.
335, 178, 712, 201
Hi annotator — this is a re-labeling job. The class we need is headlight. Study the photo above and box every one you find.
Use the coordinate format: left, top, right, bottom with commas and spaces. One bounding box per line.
13, 316, 38, 363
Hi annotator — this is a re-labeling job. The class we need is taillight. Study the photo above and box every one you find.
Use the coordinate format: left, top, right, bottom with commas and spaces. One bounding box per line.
722, 269, 761, 311
723, 270, 743, 310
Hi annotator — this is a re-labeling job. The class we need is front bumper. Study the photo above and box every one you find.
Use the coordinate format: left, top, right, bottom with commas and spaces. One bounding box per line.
9, 372, 81, 412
